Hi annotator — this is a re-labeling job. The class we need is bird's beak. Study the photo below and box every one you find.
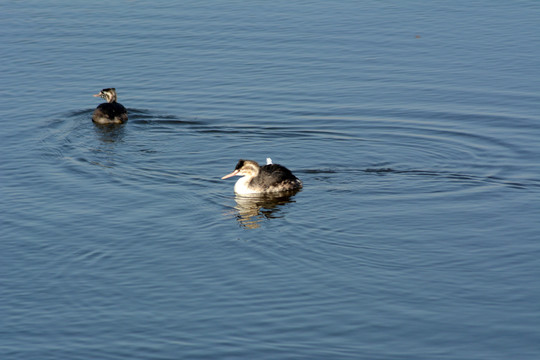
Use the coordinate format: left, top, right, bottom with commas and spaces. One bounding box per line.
93, 93, 101, 97
221, 170, 239, 180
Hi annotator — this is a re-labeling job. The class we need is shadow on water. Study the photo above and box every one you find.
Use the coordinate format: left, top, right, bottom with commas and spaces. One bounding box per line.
227, 190, 301, 229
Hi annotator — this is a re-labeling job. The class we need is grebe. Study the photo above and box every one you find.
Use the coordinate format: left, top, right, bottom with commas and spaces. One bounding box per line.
221, 159, 302, 195
92, 88, 128, 124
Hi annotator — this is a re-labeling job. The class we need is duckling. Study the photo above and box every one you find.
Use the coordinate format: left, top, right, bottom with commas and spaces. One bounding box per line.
92, 88, 127, 124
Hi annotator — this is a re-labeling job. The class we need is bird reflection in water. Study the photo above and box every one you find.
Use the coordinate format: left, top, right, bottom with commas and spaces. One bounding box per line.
231, 190, 300, 229
93, 122, 126, 144
90, 123, 126, 168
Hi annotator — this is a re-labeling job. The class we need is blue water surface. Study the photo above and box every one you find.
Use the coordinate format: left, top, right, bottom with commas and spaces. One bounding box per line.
1, 1, 540, 359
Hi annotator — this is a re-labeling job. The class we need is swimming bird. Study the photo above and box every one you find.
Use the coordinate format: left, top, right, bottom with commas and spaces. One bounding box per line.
221, 159, 302, 195
92, 88, 128, 124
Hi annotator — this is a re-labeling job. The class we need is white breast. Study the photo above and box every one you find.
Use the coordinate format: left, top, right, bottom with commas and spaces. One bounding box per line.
234, 177, 259, 195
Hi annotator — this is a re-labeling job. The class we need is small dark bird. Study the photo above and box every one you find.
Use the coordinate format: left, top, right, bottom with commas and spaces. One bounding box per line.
222, 158, 302, 195
92, 88, 128, 124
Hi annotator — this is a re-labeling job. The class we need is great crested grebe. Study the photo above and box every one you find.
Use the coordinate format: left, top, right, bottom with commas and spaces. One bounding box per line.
221, 158, 302, 195
92, 88, 128, 124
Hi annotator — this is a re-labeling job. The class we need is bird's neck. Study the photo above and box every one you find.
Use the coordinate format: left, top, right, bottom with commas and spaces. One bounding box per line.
106, 93, 117, 103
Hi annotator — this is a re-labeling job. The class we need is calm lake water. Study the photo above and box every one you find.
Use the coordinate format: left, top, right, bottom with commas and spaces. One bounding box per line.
2, 1, 540, 359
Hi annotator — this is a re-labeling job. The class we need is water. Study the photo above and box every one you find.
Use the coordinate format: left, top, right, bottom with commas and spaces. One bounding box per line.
2, 1, 540, 359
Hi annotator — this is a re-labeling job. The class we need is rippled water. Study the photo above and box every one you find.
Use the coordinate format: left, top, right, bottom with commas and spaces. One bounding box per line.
2, 1, 540, 359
